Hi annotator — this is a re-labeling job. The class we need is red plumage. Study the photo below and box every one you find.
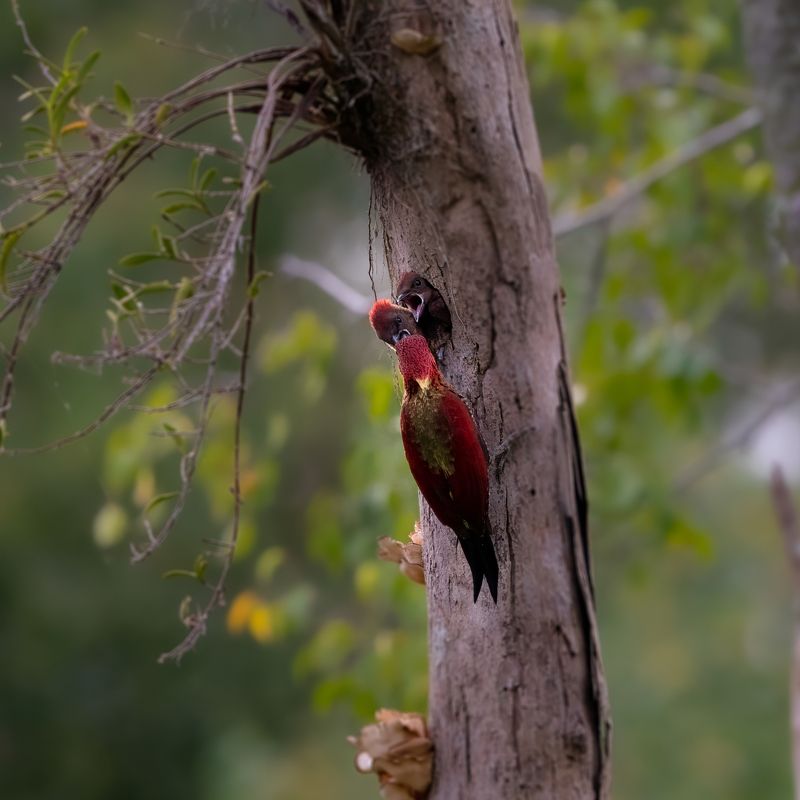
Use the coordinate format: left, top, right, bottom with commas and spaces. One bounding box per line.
400, 389, 488, 537
393, 334, 499, 602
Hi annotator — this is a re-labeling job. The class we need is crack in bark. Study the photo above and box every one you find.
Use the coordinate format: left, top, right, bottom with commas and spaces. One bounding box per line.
461, 684, 472, 783
553, 293, 610, 796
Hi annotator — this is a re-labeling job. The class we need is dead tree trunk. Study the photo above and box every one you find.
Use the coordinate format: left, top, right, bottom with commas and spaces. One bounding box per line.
742, 0, 800, 269
345, 2, 612, 797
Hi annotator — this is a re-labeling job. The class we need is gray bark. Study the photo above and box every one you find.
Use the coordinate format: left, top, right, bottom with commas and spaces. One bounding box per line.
742, 0, 800, 268
347, 2, 612, 797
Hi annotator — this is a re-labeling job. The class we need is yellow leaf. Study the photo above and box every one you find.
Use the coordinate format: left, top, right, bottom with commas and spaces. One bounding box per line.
248, 603, 274, 643
227, 590, 257, 634
92, 502, 127, 548
239, 467, 262, 499
60, 120, 88, 135
132, 468, 155, 508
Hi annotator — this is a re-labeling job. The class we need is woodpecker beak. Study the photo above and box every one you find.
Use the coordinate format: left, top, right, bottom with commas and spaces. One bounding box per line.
392, 328, 412, 344
397, 291, 425, 323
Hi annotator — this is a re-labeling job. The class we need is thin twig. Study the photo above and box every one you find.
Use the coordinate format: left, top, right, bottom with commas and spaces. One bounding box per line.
158, 192, 261, 665
11, 0, 56, 85
3, 366, 159, 455
138, 32, 273, 79
227, 91, 245, 146
0, 5, 348, 662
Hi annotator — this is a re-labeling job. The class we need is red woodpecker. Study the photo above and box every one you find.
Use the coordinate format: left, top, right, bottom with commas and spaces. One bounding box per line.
370, 299, 498, 602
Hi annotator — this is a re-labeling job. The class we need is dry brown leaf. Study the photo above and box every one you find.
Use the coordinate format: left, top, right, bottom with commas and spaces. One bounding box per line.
377, 525, 426, 585
378, 536, 404, 564
399, 560, 425, 585
350, 709, 433, 799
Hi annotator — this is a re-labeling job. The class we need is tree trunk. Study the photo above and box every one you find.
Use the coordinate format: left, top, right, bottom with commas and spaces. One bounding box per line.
348, 2, 612, 797
742, 0, 800, 269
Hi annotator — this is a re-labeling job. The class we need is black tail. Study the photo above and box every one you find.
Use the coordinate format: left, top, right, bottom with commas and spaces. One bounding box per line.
458, 531, 499, 603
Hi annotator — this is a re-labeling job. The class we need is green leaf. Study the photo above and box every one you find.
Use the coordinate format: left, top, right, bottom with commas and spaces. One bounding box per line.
162, 568, 199, 581
161, 236, 178, 260
113, 81, 133, 122
119, 252, 162, 267
162, 554, 207, 584
136, 280, 173, 295
199, 168, 217, 192
161, 201, 204, 216
37, 189, 67, 201
75, 51, 101, 85
110, 282, 137, 312
178, 595, 193, 623
106, 132, 141, 157
151, 225, 164, 250
188, 156, 201, 187
174, 277, 194, 299
193, 554, 209, 583
246, 270, 270, 298
144, 491, 179, 514
50, 84, 80, 139
153, 102, 172, 127
0, 229, 23, 295
162, 422, 188, 453
63, 27, 88, 72
154, 188, 196, 200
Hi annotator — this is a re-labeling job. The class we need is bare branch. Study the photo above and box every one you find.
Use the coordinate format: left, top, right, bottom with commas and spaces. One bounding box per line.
674, 377, 800, 491
11, 0, 57, 85
772, 465, 800, 574
553, 107, 763, 237
280, 255, 372, 314
623, 64, 754, 105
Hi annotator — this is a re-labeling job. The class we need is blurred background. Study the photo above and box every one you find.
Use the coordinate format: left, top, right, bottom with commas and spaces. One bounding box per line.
0, 1, 798, 798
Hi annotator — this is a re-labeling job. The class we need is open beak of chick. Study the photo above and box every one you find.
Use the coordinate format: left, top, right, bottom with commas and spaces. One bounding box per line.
397, 291, 425, 323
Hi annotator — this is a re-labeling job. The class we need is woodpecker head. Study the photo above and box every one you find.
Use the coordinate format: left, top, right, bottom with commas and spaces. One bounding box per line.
396, 271, 434, 323
369, 299, 420, 347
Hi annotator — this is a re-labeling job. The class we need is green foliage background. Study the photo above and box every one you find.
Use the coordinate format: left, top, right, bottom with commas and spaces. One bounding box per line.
0, 1, 797, 798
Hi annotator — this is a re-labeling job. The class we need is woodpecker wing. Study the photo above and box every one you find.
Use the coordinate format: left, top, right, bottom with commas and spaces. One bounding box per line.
400, 388, 486, 531
400, 386, 498, 601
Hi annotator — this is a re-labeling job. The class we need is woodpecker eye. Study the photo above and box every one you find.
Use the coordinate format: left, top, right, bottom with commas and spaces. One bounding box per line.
413, 278, 421, 287
394, 315, 402, 324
